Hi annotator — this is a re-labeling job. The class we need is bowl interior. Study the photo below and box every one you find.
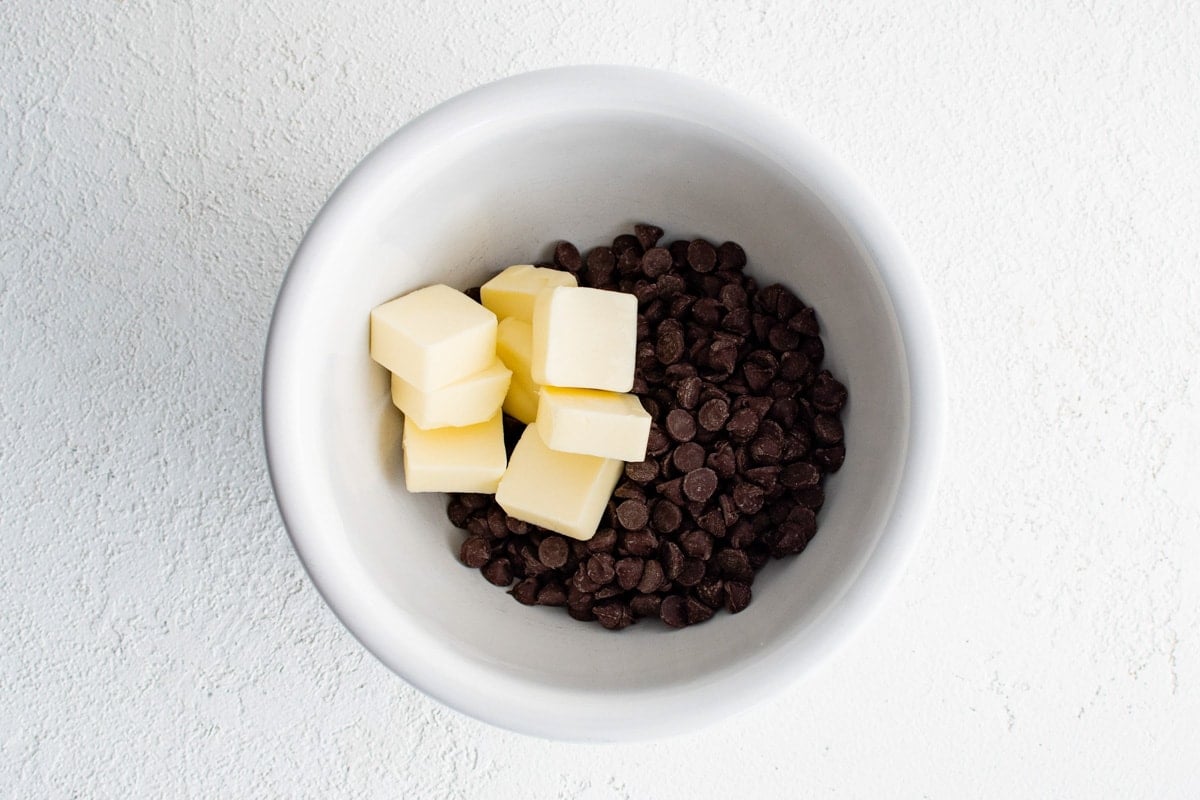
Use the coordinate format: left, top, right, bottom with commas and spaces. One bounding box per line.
268, 75, 911, 738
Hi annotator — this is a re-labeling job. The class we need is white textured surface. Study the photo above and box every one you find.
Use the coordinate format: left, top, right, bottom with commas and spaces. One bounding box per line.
2, 1, 1198, 796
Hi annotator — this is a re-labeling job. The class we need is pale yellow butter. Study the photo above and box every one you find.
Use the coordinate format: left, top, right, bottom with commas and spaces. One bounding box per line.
370, 284, 497, 390
530, 286, 637, 393
535, 386, 651, 461
495, 423, 623, 540
401, 412, 507, 493
480, 265, 577, 323
495, 318, 540, 424
391, 359, 511, 429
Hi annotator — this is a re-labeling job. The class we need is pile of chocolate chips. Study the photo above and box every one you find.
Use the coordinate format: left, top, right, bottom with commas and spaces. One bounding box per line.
447, 224, 848, 630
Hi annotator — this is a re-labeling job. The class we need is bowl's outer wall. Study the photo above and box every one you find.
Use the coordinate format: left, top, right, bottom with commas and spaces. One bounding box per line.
263, 66, 945, 741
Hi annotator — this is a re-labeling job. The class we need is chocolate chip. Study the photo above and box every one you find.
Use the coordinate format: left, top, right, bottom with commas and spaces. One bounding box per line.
680, 529, 714, 560
748, 436, 783, 464
613, 482, 646, 502
768, 324, 801, 352
510, 577, 539, 605
719, 493, 739, 526
687, 239, 718, 273
661, 541, 684, 580
519, 544, 549, 577
813, 414, 844, 445
617, 248, 642, 276
717, 241, 747, 269
782, 431, 810, 461
615, 499, 650, 530
612, 233, 641, 258
800, 336, 824, 364
554, 241, 582, 272
532, 536, 566, 569
682, 467, 718, 503
696, 509, 726, 538
672, 442, 706, 472
633, 280, 658, 305
594, 584, 623, 600
706, 442, 737, 479
742, 352, 777, 392
756, 284, 786, 315
714, 548, 753, 582
668, 239, 691, 267
686, 597, 715, 624
486, 507, 508, 538
566, 603, 595, 622
706, 339, 738, 374
482, 558, 513, 586
726, 408, 760, 440
571, 563, 601, 593
810, 371, 847, 412
795, 486, 825, 509
447, 498, 471, 528
718, 283, 748, 309
536, 582, 567, 606
659, 595, 689, 628
696, 577, 725, 609
698, 398, 730, 431
584, 246, 615, 287
646, 426, 671, 457
769, 397, 800, 428
692, 297, 722, 326
638, 559, 665, 593
635, 223, 664, 250
813, 444, 846, 472
641, 247, 672, 278
625, 458, 659, 484
725, 581, 752, 614
651, 500, 683, 534
675, 375, 702, 409
677, 558, 706, 587
665, 409, 697, 442
460, 536, 491, 568
630, 593, 662, 618
656, 477, 685, 505
587, 527, 618, 553
657, 272, 687, 297
644, 297, 666, 323
617, 527, 655, 555
614, 557, 644, 591
585, 553, 616, 585
728, 521, 755, 549
594, 601, 633, 630
779, 352, 810, 382
770, 518, 813, 557
656, 319, 685, 364
732, 482, 765, 514
721, 306, 752, 335
788, 306, 819, 336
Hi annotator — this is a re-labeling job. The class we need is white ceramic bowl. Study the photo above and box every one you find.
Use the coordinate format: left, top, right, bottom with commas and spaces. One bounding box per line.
263, 66, 944, 741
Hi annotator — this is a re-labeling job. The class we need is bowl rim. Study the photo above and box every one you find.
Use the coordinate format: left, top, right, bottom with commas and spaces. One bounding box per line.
262, 65, 946, 741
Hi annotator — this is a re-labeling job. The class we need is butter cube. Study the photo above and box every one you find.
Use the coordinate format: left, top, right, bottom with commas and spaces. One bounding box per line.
535, 387, 651, 461
531, 287, 637, 392
370, 284, 497, 390
481, 265, 577, 323
402, 412, 506, 493
391, 359, 511, 429
496, 423, 623, 540
495, 318, 540, 424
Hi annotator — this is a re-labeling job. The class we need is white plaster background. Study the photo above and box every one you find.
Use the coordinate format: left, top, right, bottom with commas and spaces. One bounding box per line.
2, 1, 1198, 796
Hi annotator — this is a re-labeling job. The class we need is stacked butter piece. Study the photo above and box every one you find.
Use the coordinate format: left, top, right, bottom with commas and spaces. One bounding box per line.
370, 265, 650, 541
